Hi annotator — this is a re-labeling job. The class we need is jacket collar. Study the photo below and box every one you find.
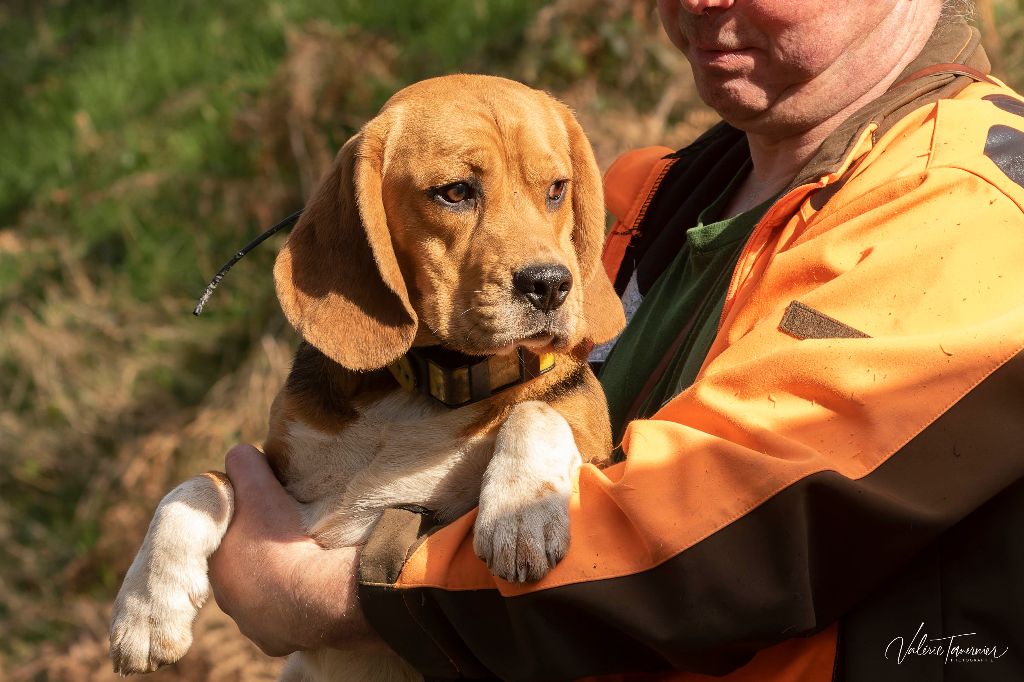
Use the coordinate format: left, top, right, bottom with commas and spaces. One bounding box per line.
790, 18, 991, 190
676, 19, 992, 193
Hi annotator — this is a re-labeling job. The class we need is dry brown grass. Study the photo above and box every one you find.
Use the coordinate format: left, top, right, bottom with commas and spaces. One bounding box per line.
1, 4, 697, 676
24, 0, 1021, 678
9, 0, 1022, 674
9, 605, 284, 682
1, 283, 294, 679
517, 0, 706, 168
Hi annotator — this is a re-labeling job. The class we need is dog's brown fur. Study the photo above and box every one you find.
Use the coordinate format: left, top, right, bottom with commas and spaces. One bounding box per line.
111, 75, 624, 682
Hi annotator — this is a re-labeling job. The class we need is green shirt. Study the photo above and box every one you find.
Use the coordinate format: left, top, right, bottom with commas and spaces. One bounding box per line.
598, 173, 774, 441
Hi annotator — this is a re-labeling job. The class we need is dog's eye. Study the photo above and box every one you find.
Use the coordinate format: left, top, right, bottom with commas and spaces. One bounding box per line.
547, 180, 568, 203
435, 182, 475, 205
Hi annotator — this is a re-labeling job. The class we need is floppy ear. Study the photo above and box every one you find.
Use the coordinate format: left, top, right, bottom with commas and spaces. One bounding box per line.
273, 121, 417, 371
557, 102, 626, 345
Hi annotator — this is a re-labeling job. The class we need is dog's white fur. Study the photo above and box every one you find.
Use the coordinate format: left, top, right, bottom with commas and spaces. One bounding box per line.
110, 74, 623, 680
111, 398, 581, 679
111, 474, 234, 672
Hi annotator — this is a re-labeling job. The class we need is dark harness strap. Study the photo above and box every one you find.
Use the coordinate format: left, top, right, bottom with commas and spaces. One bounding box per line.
891, 62, 996, 90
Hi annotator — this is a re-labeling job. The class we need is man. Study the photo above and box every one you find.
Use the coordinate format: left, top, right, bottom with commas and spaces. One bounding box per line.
210, 1, 1024, 679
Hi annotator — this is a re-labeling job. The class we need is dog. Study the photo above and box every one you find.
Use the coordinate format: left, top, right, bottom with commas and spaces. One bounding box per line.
109, 74, 625, 681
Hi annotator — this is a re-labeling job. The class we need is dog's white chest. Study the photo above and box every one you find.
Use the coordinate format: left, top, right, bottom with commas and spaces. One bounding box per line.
280, 390, 496, 547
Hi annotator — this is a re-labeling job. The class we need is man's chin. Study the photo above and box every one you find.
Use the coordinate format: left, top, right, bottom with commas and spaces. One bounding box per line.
695, 77, 835, 140
695, 79, 771, 126
702, 92, 816, 140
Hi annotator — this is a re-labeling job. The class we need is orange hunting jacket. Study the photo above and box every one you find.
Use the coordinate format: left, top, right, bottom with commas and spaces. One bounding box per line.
359, 20, 1024, 682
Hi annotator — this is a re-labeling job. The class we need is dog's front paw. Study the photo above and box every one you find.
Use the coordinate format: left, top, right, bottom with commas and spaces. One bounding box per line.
474, 485, 571, 583
109, 473, 233, 674
474, 401, 581, 583
109, 568, 202, 674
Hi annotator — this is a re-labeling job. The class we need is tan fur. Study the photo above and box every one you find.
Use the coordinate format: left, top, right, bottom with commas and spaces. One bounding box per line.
110, 75, 625, 680
275, 75, 623, 364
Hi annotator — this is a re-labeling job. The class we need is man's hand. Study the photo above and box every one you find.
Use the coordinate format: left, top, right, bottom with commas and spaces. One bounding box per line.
208, 444, 385, 657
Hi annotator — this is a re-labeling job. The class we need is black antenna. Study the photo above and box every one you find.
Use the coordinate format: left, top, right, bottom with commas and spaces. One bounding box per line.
192, 209, 304, 316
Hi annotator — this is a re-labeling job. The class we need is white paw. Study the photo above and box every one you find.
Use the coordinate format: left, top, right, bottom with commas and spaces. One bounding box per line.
474, 488, 571, 583
109, 564, 205, 674
474, 401, 581, 583
109, 473, 233, 674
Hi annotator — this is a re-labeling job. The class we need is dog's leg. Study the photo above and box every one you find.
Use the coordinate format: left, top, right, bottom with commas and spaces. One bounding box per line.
110, 472, 234, 674
473, 400, 582, 583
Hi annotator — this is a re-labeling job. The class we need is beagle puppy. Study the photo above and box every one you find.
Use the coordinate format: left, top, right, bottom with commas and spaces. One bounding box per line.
110, 75, 625, 681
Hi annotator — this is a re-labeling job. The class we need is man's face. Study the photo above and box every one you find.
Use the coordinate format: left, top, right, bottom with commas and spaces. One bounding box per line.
658, 0, 903, 136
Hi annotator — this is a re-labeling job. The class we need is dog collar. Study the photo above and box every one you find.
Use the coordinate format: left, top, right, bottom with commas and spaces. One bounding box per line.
387, 346, 555, 408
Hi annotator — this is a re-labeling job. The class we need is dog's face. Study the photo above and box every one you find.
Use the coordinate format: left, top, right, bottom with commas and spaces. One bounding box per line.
274, 75, 625, 371
382, 78, 590, 355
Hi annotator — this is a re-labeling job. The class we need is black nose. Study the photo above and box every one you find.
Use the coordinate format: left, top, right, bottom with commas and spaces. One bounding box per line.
513, 264, 573, 312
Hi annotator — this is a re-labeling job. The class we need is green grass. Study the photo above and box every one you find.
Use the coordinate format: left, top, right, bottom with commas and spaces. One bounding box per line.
0, 0, 546, 307
6, 0, 1021, 669
0, 0, 551, 661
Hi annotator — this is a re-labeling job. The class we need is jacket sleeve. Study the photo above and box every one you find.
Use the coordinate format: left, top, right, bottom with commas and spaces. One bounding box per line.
357, 153, 1024, 680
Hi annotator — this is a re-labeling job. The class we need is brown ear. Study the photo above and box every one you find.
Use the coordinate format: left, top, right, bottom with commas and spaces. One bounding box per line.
557, 102, 626, 345
273, 122, 417, 371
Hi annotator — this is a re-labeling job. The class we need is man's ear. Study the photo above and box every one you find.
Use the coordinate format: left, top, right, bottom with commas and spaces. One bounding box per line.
273, 119, 417, 371
556, 100, 626, 345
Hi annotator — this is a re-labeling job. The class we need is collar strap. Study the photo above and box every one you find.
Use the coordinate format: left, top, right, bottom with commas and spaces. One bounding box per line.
387, 346, 555, 408
890, 62, 995, 90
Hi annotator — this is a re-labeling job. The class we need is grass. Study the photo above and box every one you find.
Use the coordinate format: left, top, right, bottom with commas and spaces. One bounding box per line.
0, 0, 697, 676
0, 0, 545, 667
0, 0, 546, 308
3, 0, 1021, 678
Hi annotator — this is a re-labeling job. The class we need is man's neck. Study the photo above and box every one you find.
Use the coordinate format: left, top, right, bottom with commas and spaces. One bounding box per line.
723, 4, 942, 218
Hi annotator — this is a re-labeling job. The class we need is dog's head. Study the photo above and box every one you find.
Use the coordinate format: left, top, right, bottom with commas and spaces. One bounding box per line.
273, 75, 625, 371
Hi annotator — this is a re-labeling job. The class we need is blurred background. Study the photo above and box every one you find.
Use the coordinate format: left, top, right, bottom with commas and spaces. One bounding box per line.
1, 1, 1021, 679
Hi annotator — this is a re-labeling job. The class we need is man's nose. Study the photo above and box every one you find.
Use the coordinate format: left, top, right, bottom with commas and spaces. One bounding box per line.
680, 0, 736, 14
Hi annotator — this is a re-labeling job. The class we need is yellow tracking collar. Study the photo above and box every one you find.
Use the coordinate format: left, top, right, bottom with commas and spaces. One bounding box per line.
387, 346, 555, 408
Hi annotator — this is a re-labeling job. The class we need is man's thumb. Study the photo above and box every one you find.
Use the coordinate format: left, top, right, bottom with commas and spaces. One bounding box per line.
224, 444, 273, 490
223, 444, 299, 524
